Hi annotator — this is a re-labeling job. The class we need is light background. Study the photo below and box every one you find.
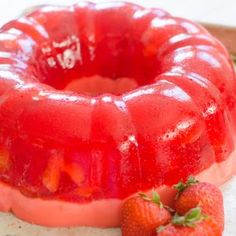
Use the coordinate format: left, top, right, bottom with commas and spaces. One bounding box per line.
0, 0, 235, 235
0, 0, 236, 27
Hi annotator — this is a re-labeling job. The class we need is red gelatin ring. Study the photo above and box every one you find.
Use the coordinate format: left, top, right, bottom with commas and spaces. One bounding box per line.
0, 1, 235, 227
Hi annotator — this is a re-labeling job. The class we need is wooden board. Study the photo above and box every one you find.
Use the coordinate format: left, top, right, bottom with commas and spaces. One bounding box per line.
202, 23, 236, 54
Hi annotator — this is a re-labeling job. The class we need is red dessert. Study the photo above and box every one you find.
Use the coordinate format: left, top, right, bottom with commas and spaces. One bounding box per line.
0, 1, 235, 227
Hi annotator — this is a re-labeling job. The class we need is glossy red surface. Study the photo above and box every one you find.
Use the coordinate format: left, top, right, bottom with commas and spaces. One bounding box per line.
0, 2, 235, 203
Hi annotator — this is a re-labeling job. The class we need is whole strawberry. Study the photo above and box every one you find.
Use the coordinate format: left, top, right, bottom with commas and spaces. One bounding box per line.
121, 192, 171, 236
173, 176, 224, 234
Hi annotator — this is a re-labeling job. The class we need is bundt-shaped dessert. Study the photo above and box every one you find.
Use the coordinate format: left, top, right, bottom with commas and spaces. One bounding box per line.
0, 1, 235, 227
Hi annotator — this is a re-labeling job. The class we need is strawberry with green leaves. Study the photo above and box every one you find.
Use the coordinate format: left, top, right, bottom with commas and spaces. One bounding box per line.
157, 176, 224, 236
121, 191, 171, 236
158, 206, 220, 236
174, 176, 224, 234
121, 177, 224, 236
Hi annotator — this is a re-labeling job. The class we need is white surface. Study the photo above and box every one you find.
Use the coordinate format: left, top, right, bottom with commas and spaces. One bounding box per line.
0, 0, 236, 27
0, 0, 235, 235
221, 177, 236, 236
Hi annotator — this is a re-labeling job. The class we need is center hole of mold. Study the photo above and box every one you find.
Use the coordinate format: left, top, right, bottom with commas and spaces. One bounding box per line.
63, 76, 138, 96
36, 34, 156, 96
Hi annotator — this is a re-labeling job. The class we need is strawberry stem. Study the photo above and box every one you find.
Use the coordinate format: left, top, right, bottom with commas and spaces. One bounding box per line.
152, 191, 161, 204
174, 176, 199, 199
156, 225, 166, 233
139, 191, 165, 208
138, 191, 175, 213
172, 207, 206, 227
139, 192, 151, 201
